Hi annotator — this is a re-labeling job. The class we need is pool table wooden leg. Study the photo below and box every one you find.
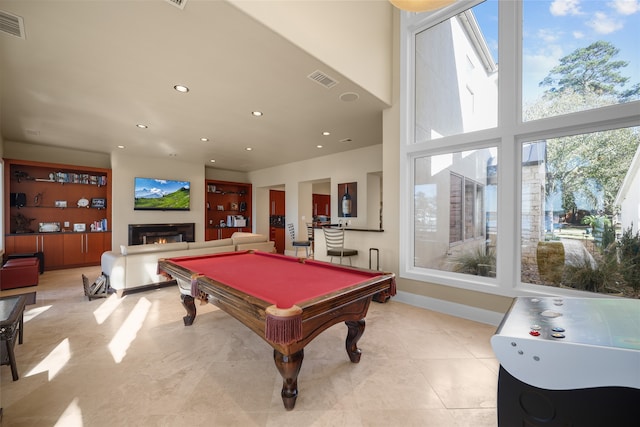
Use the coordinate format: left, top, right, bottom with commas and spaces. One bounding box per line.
345, 319, 365, 363
181, 294, 196, 326
273, 349, 304, 411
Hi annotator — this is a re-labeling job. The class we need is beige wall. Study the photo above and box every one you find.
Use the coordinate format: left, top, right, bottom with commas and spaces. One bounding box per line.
3, 140, 111, 169
229, 0, 393, 105
110, 151, 206, 248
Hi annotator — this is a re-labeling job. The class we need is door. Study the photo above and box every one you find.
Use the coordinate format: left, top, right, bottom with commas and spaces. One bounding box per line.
41, 233, 65, 268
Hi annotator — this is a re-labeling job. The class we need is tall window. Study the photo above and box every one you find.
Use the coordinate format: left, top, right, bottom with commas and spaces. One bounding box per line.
401, 0, 640, 297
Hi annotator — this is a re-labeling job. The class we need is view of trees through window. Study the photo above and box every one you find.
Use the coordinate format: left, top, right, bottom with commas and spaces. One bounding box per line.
522, 0, 639, 118
520, 1, 639, 297
409, 1, 639, 297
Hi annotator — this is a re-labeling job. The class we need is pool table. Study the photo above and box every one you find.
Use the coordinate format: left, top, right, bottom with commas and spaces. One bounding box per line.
157, 250, 395, 410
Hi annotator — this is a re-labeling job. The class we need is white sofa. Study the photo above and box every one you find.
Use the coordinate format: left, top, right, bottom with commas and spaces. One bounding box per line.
100, 232, 275, 295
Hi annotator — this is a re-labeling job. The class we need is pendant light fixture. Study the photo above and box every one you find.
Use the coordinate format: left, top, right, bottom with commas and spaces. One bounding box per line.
389, 0, 456, 13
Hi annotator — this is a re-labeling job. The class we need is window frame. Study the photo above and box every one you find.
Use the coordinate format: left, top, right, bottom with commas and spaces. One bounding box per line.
399, 0, 640, 298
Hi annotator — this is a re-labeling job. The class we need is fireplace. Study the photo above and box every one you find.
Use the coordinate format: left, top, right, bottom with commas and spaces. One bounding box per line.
128, 223, 195, 246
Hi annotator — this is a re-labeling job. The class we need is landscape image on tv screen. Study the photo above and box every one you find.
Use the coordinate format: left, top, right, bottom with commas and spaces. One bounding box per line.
134, 177, 190, 211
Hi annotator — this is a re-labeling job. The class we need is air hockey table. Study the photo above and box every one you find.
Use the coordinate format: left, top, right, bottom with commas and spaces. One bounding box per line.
491, 296, 639, 426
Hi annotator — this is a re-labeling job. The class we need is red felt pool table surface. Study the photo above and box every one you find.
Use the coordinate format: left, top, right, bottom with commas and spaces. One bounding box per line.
164, 250, 384, 309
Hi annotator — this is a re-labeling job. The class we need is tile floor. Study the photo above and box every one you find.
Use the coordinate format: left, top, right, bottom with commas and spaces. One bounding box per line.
1, 266, 499, 426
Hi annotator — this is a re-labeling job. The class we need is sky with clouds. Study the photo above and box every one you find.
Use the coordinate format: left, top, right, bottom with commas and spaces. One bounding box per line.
474, 0, 640, 102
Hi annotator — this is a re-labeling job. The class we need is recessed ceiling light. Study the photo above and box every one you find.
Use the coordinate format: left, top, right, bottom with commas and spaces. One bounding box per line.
136, 124, 148, 129
322, 131, 330, 136
251, 111, 263, 117
339, 138, 353, 143
200, 137, 209, 142
316, 145, 323, 149
339, 92, 359, 102
117, 145, 126, 149
174, 84, 189, 93
210, 159, 216, 163
245, 147, 253, 151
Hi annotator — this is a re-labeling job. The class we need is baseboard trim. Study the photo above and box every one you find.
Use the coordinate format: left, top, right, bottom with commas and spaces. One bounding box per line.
393, 290, 504, 326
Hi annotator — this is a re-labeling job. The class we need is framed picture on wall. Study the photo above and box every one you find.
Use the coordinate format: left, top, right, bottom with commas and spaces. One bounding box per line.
338, 182, 357, 217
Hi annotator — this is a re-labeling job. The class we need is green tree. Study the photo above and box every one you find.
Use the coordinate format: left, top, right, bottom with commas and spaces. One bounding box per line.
525, 41, 640, 218
539, 41, 629, 98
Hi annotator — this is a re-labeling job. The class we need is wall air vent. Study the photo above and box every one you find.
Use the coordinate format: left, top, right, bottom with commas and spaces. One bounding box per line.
307, 70, 338, 89
165, 0, 187, 10
0, 10, 25, 39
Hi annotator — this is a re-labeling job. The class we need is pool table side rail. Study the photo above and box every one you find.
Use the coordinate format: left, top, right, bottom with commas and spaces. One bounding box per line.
157, 258, 395, 355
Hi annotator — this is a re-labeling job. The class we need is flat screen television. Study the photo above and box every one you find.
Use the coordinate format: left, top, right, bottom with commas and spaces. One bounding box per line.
133, 177, 190, 211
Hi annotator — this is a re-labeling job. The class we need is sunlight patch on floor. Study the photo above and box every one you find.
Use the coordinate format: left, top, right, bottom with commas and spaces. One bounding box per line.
93, 293, 126, 325
108, 297, 151, 363
54, 397, 83, 427
25, 337, 70, 381
24, 305, 52, 322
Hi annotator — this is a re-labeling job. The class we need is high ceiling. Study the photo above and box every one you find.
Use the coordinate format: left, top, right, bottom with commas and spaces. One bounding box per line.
0, 0, 388, 172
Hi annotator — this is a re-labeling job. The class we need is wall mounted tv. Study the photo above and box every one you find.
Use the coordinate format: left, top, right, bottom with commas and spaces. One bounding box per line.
133, 177, 190, 211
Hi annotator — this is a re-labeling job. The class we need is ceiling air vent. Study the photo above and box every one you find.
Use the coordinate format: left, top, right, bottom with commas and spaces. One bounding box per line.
165, 0, 187, 10
0, 10, 25, 39
307, 70, 338, 89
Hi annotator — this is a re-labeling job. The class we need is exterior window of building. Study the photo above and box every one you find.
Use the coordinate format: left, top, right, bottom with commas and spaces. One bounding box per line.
400, 0, 639, 297
413, 148, 497, 278
414, 3, 498, 142
522, 0, 640, 121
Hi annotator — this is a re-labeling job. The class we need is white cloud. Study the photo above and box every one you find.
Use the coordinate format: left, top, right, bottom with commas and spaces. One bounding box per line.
537, 28, 561, 43
523, 47, 564, 101
550, 0, 583, 16
586, 11, 624, 33
573, 30, 585, 38
609, 0, 640, 15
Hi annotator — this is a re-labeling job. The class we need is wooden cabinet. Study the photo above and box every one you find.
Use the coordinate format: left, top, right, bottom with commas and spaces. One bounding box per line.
205, 180, 252, 240
5, 233, 65, 269
4, 158, 112, 270
313, 194, 330, 217
270, 226, 285, 254
207, 227, 244, 240
62, 232, 108, 267
270, 190, 285, 215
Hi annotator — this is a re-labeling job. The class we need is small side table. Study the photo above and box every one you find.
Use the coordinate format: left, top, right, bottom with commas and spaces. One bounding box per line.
1, 294, 27, 381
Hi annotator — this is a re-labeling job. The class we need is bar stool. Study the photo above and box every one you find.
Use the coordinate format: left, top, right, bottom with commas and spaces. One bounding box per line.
323, 227, 358, 265
287, 223, 311, 257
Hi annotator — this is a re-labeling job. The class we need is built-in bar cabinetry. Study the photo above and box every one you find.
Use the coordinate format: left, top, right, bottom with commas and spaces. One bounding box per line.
205, 180, 252, 241
313, 193, 330, 217
3, 159, 112, 270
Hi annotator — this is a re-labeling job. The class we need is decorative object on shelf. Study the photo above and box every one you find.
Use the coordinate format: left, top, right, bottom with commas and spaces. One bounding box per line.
13, 170, 31, 182
54, 200, 67, 208
217, 205, 224, 211
338, 182, 357, 218
34, 193, 42, 206
230, 202, 239, 211
38, 222, 61, 233
389, 0, 455, 13
11, 212, 35, 233
77, 198, 89, 208
9, 193, 26, 208
73, 223, 86, 232
90, 198, 106, 209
